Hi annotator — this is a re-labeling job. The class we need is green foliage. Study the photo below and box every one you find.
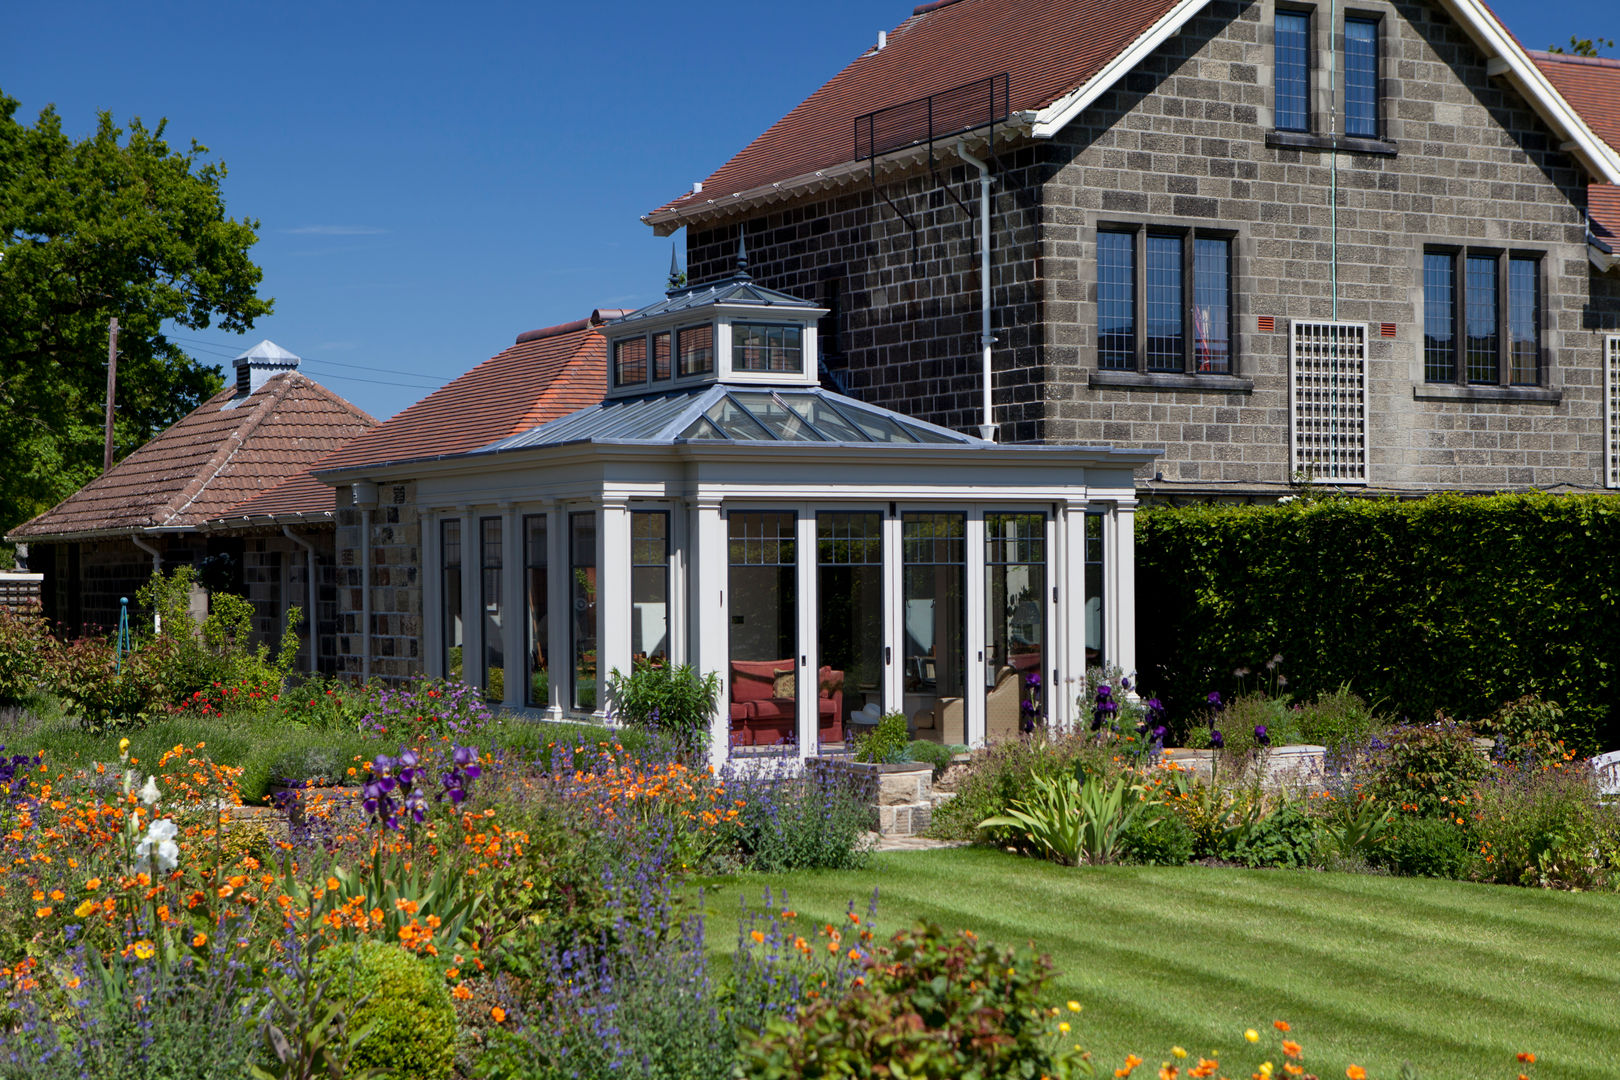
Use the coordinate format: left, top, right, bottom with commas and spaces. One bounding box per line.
1480, 695, 1582, 760
1230, 800, 1319, 868
854, 711, 908, 764
1119, 805, 1195, 865
0, 604, 50, 704
134, 567, 303, 705
1137, 494, 1620, 746
605, 662, 720, 755
1470, 767, 1620, 888
1361, 721, 1488, 816
50, 632, 170, 732
1547, 35, 1613, 56
1317, 795, 1396, 862
737, 774, 872, 873
0, 91, 271, 537
1374, 815, 1476, 879
1295, 685, 1386, 755
927, 734, 1098, 844
981, 770, 1159, 867
735, 921, 1090, 1080
313, 942, 455, 1080
903, 739, 962, 778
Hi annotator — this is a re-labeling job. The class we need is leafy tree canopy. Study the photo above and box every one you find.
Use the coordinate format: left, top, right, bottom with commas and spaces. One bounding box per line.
0, 90, 272, 550
1547, 35, 1614, 57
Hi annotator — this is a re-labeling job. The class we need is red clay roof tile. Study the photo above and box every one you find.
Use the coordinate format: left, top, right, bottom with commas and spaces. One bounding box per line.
1532, 51, 1620, 246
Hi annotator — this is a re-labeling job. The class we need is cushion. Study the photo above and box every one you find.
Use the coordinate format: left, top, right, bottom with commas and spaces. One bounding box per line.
731, 673, 773, 703
773, 668, 796, 699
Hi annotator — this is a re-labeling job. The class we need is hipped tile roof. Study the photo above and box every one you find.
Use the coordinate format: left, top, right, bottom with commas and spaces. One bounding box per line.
310, 313, 614, 476
9, 374, 378, 540
1531, 51, 1620, 244
648, 0, 1188, 222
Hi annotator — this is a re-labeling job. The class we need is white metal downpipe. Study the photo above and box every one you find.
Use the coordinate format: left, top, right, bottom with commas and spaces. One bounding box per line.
282, 525, 319, 673
130, 532, 162, 633
957, 140, 999, 442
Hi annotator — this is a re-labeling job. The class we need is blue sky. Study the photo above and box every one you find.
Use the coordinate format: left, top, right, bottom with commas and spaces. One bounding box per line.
8, 0, 1612, 419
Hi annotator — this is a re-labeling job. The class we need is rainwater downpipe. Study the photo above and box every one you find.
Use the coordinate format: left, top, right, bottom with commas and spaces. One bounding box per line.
1328, 0, 1341, 477
130, 532, 162, 633
957, 140, 999, 441
282, 525, 319, 674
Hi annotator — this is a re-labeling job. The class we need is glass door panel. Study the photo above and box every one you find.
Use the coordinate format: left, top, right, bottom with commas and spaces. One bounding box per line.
570, 512, 598, 711
441, 520, 463, 681
985, 512, 1046, 742
727, 512, 798, 751
1085, 513, 1105, 669
816, 511, 883, 753
524, 515, 548, 707
902, 513, 966, 745
631, 512, 670, 666
480, 517, 504, 704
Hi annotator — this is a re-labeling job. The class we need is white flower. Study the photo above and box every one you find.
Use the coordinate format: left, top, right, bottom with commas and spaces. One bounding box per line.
135, 818, 180, 874
139, 775, 161, 807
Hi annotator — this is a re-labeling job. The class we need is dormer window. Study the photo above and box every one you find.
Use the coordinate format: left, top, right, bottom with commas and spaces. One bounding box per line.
614, 337, 648, 388
733, 324, 804, 374
653, 332, 672, 380
678, 325, 714, 377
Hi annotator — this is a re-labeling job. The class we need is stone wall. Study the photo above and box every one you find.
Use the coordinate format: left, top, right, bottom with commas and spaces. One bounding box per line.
333, 482, 423, 683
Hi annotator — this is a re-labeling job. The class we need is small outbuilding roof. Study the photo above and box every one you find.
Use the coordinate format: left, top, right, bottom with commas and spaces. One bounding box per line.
611, 270, 821, 328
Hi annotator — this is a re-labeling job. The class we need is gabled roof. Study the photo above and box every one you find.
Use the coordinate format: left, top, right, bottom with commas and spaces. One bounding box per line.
645, 0, 1620, 235
1531, 50, 1620, 256
613, 272, 821, 327
8, 373, 378, 540
311, 311, 618, 476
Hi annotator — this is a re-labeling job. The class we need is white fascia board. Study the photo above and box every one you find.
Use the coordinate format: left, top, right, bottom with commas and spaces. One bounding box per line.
1028, 0, 1217, 139
1434, 0, 1620, 184
1592, 242, 1619, 274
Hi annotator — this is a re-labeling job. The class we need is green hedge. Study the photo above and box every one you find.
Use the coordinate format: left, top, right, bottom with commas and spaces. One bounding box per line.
1137, 493, 1620, 748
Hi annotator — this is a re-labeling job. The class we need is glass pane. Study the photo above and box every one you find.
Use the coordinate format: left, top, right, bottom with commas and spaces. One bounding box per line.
1085, 514, 1105, 670
1275, 11, 1310, 132
614, 336, 647, 388
831, 402, 919, 443
1509, 257, 1539, 385
1424, 252, 1456, 383
652, 332, 672, 381
679, 415, 728, 440
631, 512, 669, 667
570, 512, 598, 711
1193, 237, 1231, 374
985, 513, 1046, 743
678, 324, 714, 377
1146, 234, 1184, 372
817, 512, 884, 754
728, 512, 798, 752
442, 519, 462, 682
1345, 18, 1379, 138
730, 393, 826, 440
781, 395, 869, 442
903, 513, 966, 746
705, 397, 773, 440
481, 517, 503, 705
1098, 230, 1136, 370
1465, 255, 1499, 384
524, 515, 548, 709
732, 323, 804, 373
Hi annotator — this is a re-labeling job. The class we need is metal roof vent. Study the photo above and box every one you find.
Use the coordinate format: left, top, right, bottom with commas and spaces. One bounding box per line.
233, 340, 301, 397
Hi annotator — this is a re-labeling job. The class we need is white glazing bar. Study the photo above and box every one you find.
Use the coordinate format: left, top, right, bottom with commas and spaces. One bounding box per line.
692, 499, 728, 769
881, 508, 903, 718
598, 499, 631, 719
964, 508, 987, 748
1111, 501, 1139, 690
545, 505, 567, 717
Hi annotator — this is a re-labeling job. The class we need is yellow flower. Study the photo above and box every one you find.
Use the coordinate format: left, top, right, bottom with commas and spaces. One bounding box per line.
1067, 1000, 1083, 1013
74, 899, 98, 918
1060, 1022, 1071, 1034
1172, 1047, 1188, 1059
131, 940, 156, 960
1245, 1030, 1260, 1044
1259, 1063, 1274, 1078
119, 738, 131, 755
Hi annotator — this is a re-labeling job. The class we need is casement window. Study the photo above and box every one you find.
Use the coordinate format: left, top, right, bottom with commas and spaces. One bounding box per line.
677, 324, 714, 377
614, 336, 647, 388
1272, 7, 1383, 140
1344, 17, 1381, 138
1423, 248, 1541, 386
1097, 227, 1233, 375
732, 323, 803, 374
1274, 10, 1312, 132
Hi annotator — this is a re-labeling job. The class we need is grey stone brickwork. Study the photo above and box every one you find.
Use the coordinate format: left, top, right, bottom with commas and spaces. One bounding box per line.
333, 482, 422, 683
686, 0, 1620, 495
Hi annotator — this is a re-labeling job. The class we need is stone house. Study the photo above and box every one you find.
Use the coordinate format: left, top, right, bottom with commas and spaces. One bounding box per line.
5, 342, 378, 671
643, 0, 1620, 498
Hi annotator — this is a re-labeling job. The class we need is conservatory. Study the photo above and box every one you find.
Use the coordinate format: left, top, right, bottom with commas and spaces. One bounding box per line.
326, 270, 1153, 767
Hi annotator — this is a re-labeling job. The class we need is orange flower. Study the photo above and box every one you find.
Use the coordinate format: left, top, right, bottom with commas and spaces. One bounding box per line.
452, 984, 472, 1000
750, 930, 764, 944
193, 933, 208, 947
491, 1007, 506, 1024
1273, 1021, 1291, 1032
84, 878, 100, 891
1281, 1041, 1301, 1059
1346, 1067, 1367, 1080
1517, 1054, 1536, 1064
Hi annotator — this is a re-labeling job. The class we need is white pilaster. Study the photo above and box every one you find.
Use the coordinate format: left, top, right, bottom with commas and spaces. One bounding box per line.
964, 509, 987, 748
599, 498, 631, 718
691, 498, 728, 769
1111, 500, 1138, 689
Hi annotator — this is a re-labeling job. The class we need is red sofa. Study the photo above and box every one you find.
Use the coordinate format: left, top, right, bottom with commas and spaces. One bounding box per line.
728, 659, 843, 746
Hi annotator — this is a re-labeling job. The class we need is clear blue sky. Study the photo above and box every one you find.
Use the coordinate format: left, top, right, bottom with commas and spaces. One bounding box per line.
8, 0, 1612, 420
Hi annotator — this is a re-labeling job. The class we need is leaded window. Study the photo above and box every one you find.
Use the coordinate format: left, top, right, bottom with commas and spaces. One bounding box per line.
1097, 227, 1233, 376
1424, 248, 1542, 386
1344, 17, 1380, 138
1275, 11, 1311, 132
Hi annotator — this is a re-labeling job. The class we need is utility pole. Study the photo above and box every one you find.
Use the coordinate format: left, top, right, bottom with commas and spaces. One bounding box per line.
103, 317, 118, 473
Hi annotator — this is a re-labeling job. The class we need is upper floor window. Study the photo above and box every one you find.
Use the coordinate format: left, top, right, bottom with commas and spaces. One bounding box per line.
1098, 227, 1233, 376
1344, 16, 1380, 138
678, 324, 714, 377
1423, 248, 1541, 386
733, 323, 804, 374
614, 336, 647, 388
1274, 11, 1312, 132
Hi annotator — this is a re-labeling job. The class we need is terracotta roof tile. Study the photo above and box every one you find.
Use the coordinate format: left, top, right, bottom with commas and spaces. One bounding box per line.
1531, 51, 1620, 246
313, 315, 608, 474
649, 0, 1187, 221
9, 375, 377, 539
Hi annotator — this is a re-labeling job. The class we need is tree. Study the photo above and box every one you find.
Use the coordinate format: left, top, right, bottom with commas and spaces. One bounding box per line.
0, 90, 272, 552
1547, 36, 1614, 57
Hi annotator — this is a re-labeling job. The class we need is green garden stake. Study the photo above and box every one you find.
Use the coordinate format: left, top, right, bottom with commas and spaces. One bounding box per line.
116, 596, 130, 675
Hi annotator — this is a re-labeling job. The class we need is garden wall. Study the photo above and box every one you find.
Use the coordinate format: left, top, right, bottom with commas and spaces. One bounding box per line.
1136, 493, 1620, 746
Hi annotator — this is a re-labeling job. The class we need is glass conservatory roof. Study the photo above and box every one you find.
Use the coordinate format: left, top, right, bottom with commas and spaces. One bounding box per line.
477, 384, 987, 453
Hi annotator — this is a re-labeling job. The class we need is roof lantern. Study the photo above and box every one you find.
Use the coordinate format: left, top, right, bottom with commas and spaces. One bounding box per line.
604, 236, 827, 400
233, 340, 302, 397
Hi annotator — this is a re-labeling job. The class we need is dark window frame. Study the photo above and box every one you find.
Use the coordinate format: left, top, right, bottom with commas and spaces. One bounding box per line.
1096, 224, 1237, 377
1422, 246, 1544, 387
613, 335, 648, 388
677, 323, 715, 378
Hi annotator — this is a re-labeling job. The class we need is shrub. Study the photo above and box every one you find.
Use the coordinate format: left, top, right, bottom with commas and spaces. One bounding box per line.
1230, 801, 1319, 868
1358, 719, 1488, 816
136, 566, 302, 703
0, 605, 51, 705
1119, 805, 1195, 865
733, 768, 872, 873
51, 633, 171, 733
903, 739, 961, 778
854, 711, 908, 764
981, 770, 1161, 866
1482, 694, 1590, 758
735, 921, 1089, 1080
605, 662, 721, 755
927, 732, 1096, 844
314, 940, 456, 1080
1470, 764, 1620, 888
1375, 814, 1475, 879
1295, 685, 1385, 754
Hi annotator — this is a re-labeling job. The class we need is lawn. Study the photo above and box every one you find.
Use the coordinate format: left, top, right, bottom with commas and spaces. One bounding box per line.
698, 848, 1620, 1080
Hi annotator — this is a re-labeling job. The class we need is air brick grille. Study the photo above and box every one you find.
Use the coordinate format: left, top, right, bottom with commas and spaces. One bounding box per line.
1290, 320, 1368, 485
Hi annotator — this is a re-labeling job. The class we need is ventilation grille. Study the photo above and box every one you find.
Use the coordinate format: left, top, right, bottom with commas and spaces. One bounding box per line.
1607, 335, 1620, 489
1380, 322, 1398, 339
1290, 320, 1368, 485
1257, 315, 1276, 333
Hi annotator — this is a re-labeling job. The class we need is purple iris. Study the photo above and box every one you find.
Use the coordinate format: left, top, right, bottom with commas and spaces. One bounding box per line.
1120, 676, 1131, 692
1254, 724, 1270, 747
1206, 691, 1223, 710
1091, 683, 1118, 731
1209, 729, 1225, 750
440, 746, 483, 805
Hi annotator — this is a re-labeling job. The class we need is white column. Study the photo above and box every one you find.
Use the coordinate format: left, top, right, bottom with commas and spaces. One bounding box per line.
964, 508, 987, 748
881, 508, 903, 718
669, 502, 689, 667
796, 509, 816, 755
1060, 501, 1089, 731
599, 498, 630, 719
1110, 500, 1138, 689
545, 505, 567, 717
691, 498, 728, 769
500, 504, 522, 711
458, 507, 475, 687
